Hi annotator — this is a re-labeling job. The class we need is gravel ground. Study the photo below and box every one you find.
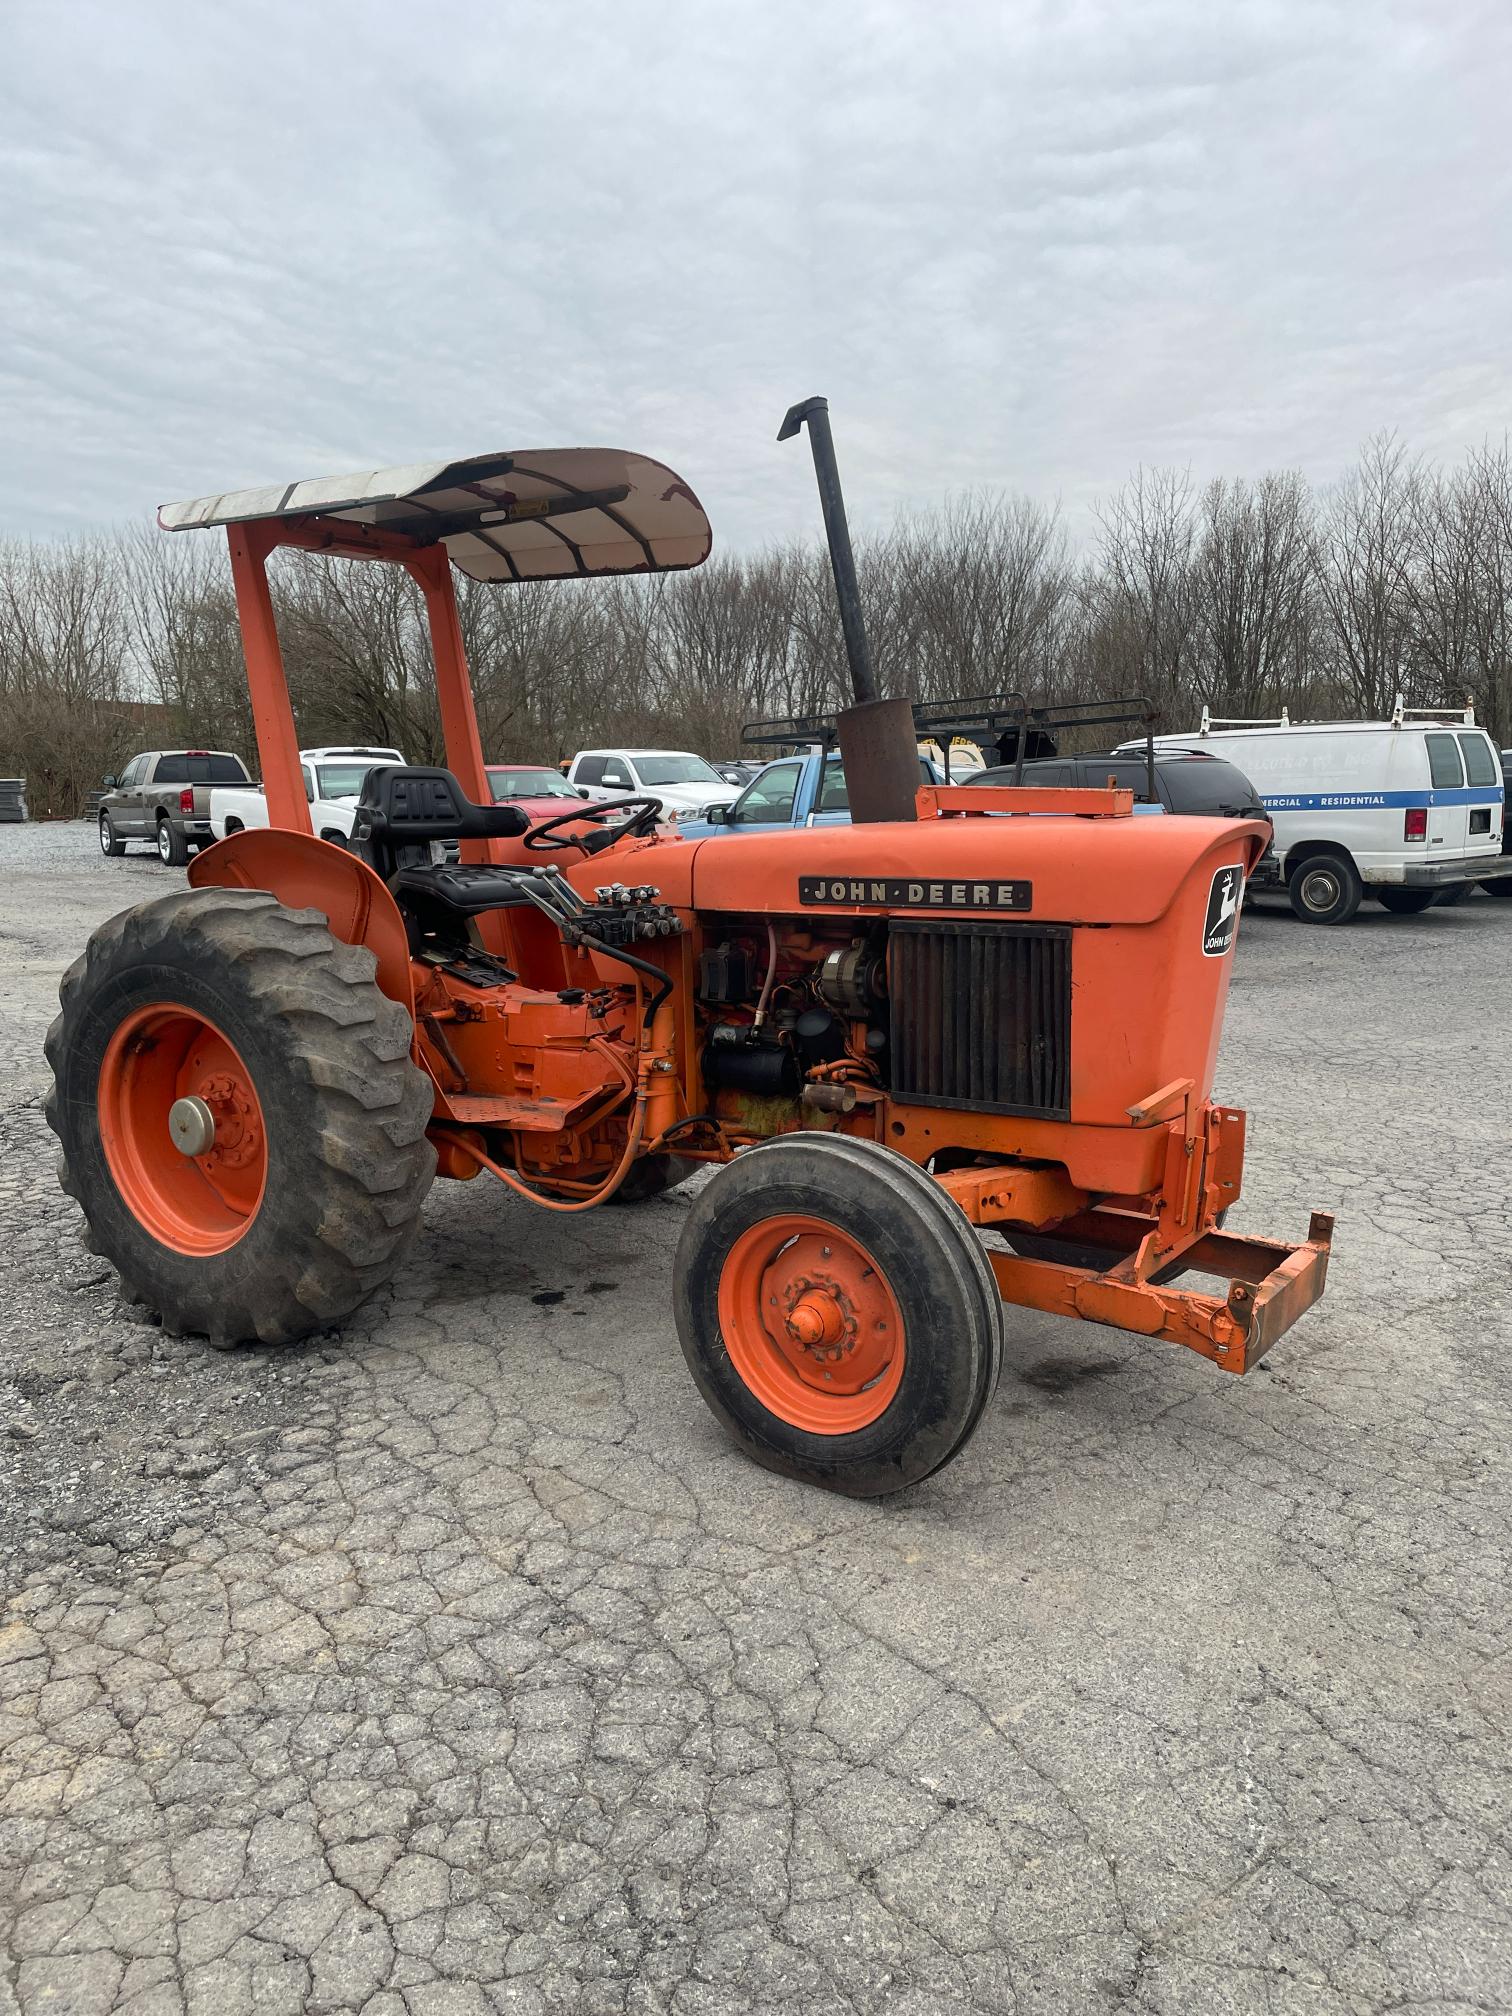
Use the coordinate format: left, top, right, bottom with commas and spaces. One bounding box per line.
2, 819, 1510, 2016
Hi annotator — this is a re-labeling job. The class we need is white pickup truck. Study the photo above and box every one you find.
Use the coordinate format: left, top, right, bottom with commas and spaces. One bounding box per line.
565, 748, 741, 824
209, 746, 407, 846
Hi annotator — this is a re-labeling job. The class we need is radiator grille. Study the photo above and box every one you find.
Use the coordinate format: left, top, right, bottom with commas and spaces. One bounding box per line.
889, 921, 1071, 1118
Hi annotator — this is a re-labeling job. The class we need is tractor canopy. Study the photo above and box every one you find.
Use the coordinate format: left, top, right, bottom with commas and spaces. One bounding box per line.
158, 448, 712, 582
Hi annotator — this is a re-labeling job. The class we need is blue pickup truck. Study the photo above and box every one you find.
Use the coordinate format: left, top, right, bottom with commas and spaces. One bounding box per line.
677, 747, 949, 837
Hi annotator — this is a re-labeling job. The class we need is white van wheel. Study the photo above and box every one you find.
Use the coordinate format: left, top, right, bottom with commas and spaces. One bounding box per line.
1288, 854, 1362, 925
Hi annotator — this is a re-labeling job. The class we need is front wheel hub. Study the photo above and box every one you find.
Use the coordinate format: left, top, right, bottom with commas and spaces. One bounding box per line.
718, 1216, 906, 1434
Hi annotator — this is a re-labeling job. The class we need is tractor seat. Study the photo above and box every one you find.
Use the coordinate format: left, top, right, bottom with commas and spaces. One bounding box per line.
352, 765, 529, 882
391, 861, 538, 925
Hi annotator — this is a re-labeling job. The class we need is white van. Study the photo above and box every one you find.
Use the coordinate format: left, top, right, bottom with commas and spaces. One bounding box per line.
1121, 699, 1509, 923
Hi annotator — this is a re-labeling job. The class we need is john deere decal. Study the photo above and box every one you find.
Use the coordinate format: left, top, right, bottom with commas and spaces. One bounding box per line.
1202, 864, 1242, 956
798, 876, 1032, 911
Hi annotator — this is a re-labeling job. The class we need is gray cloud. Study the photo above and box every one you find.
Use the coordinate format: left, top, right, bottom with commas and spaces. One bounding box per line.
2, 0, 1509, 552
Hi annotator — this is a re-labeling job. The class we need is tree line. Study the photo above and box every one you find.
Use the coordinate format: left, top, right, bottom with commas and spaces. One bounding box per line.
2, 432, 1509, 815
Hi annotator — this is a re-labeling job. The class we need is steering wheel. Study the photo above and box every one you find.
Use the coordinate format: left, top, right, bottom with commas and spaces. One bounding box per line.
522, 794, 664, 852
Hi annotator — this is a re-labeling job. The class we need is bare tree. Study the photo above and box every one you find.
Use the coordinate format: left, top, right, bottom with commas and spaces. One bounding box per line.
1312, 433, 1418, 718
1091, 467, 1200, 723
1193, 471, 1316, 716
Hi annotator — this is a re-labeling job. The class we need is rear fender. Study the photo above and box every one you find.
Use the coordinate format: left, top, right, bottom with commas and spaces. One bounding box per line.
188, 829, 414, 1016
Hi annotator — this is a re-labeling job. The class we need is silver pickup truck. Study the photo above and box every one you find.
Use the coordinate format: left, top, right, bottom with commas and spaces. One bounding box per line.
97, 750, 252, 865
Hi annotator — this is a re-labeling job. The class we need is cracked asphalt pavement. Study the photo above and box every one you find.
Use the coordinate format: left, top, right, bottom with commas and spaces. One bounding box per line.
2, 821, 1510, 2016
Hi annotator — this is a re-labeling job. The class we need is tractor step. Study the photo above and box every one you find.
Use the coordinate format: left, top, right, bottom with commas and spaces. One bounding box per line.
441, 1091, 594, 1132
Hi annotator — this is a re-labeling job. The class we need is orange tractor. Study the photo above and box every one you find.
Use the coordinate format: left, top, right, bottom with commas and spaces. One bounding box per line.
46, 442, 1333, 1496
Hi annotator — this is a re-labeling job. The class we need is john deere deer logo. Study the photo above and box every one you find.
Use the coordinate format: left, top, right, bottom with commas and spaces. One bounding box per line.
1203, 865, 1242, 957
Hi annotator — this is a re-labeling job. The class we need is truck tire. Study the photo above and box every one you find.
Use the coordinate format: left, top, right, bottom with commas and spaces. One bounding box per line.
44, 888, 435, 1349
675, 1134, 1002, 1496
156, 817, 189, 868
1433, 883, 1471, 907
1485, 876, 1512, 900
607, 1152, 697, 1204
99, 813, 126, 858
1375, 888, 1438, 914
1287, 853, 1362, 925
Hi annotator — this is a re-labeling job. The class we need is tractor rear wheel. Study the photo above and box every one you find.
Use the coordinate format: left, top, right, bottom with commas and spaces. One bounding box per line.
675, 1135, 1002, 1496
44, 888, 435, 1348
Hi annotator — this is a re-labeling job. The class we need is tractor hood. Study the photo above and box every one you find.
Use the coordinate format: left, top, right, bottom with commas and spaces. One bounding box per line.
683, 810, 1270, 925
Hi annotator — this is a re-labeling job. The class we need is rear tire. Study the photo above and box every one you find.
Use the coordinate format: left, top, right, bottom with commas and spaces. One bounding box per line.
1375, 888, 1438, 914
156, 818, 188, 868
44, 888, 435, 1348
675, 1135, 1002, 1496
99, 814, 125, 858
1287, 853, 1362, 925
1486, 878, 1512, 899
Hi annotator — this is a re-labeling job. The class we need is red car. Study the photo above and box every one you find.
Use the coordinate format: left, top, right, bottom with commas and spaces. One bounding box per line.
484, 763, 593, 822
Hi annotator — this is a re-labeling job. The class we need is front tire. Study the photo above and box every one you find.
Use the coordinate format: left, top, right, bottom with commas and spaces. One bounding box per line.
44, 888, 435, 1348
675, 1135, 1002, 1496
1287, 853, 1362, 925
1376, 888, 1438, 914
99, 814, 126, 858
156, 819, 189, 867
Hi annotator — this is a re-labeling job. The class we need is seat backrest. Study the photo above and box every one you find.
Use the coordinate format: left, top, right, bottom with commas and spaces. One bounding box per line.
352, 766, 529, 880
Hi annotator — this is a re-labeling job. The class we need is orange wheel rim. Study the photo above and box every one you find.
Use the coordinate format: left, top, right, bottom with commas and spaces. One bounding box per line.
98, 1005, 268, 1256
718, 1214, 906, 1435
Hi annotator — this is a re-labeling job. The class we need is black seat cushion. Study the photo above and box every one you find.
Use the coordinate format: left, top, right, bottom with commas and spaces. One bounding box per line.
393, 863, 536, 922
352, 766, 529, 881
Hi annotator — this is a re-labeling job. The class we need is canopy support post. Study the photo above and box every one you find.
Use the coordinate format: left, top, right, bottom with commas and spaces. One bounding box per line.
226, 523, 312, 836
405, 547, 489, 804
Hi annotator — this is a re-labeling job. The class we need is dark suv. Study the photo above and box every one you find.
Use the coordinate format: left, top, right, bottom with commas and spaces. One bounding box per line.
969, 748, 1268, 825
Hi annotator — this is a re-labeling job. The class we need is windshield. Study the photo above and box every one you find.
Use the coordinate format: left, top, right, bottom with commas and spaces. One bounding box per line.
488, 768, 579, 801
315, 763, 384, 800
634, 754, 724, 787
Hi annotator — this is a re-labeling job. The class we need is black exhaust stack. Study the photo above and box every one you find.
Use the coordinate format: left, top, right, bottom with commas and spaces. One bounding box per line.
778, 397, 920, 823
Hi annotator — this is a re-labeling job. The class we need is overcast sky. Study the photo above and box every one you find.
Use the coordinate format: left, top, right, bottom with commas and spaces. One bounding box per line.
3, 1, 1510, 554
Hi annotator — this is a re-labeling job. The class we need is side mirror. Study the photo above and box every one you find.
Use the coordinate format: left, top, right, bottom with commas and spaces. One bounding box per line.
705, 804, 728, 825
574, 785, 591, 798
102, 775, 117, 790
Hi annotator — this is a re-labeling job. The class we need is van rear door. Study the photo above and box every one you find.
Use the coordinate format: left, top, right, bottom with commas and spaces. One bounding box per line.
1423, 733, 1468, 857
1456, 731, 1505, 863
